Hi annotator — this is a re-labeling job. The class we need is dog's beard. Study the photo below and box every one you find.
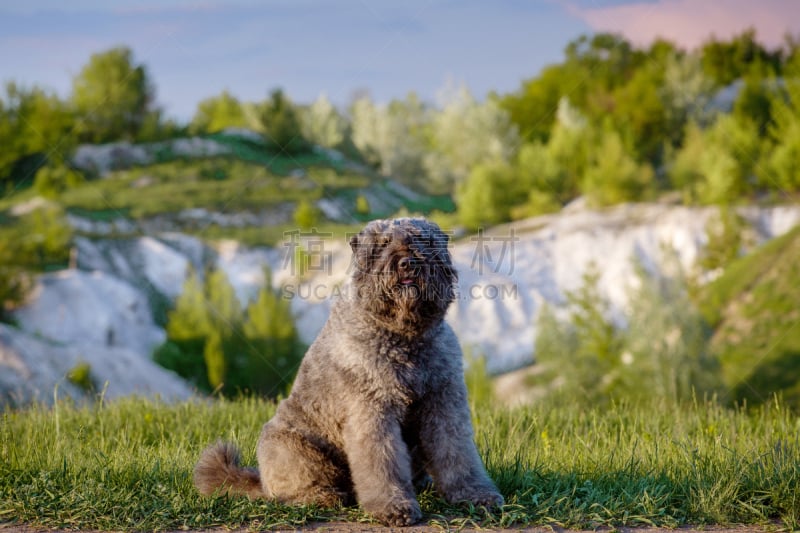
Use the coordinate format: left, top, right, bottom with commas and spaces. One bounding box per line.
352, 256, 455, 334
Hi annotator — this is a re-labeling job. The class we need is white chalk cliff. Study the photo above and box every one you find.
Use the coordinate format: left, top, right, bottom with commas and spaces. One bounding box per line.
3, 202, 799, 405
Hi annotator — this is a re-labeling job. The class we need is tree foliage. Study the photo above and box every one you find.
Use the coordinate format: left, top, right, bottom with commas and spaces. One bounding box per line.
157, 266, 301, 397
669, 115, 761, 204
581, 125, 654, 206
71, 47, 153, 142
0, 83, 76, 185
701, 29, 783, 86
190, 90, 248, 134
301, 93, 348, 149
424, 86, 519, 194
534, 262, 720, 406
259, 89, 308, 154
762, 80, 800, 192
293, 199, 321, 230
33, 164, 84, 198
349, 93, 428, 188
457, 161, 518, 230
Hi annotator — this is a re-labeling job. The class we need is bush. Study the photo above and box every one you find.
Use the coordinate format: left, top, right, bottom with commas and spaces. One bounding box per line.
355, 194, 370, 216
66, 361, 95, 392
0, 243, 31, 321
33, 164, 84, 198
293, 199, 321, 230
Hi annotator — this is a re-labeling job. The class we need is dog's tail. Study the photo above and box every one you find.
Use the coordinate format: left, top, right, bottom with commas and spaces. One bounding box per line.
193, 441, 265, 499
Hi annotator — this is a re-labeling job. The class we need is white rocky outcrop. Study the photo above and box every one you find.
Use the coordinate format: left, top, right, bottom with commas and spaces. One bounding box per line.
2, 270, 193, 407
287, 203, 800, 372
72, 137, 232, 176
4, 202, 800, 406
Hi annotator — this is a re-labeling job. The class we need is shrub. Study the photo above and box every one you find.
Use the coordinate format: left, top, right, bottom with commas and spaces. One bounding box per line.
293, 199, 321, 230
33, 164, 84, 198
66, 361, 95, 392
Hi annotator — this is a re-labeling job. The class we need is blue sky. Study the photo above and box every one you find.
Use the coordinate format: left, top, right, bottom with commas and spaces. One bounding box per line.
1, 0, 798, 121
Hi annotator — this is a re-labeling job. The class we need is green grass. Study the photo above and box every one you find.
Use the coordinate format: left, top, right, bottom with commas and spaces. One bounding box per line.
197, 222, 365, 248
2, 397, 798, 531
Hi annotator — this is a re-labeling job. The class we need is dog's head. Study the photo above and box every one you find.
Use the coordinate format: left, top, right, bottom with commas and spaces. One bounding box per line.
349, 218, 457, 333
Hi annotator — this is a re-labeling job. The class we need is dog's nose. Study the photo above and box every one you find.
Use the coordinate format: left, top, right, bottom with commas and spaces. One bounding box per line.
398, 257, 411, 270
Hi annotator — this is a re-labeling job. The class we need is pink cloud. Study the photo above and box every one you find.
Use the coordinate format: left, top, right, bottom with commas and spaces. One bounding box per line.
569, 0, 800, 50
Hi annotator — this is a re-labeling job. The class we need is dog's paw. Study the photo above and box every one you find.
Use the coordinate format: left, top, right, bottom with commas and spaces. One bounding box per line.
470, 490, 504, 508
446, 486, 504, 508
370, 498, 422, 527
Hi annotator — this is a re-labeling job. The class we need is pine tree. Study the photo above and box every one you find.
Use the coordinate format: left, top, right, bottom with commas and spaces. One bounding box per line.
242, 267, 302, 396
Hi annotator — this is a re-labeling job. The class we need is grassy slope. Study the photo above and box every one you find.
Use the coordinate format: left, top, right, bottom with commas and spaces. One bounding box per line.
1, 397, 798, 530
699, 224, 800, 409
0, 135, 454, 247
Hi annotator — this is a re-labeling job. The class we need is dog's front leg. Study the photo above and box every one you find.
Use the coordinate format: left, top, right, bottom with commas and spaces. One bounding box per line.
418, 377, 504, 508
343, 409, 422, 526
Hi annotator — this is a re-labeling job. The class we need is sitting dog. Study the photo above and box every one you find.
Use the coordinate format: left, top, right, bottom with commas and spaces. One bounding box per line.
194, 218, 503, 526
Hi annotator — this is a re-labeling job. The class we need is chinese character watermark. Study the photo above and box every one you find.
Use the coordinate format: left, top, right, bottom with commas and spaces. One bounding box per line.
282, 228, 333, 277
469, 228, 519, 275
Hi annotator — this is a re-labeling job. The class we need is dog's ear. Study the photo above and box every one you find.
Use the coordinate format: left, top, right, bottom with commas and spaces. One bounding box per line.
349, 231, 361, 253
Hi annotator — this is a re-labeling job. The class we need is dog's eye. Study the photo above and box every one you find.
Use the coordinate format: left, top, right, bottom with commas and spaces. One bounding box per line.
380, 235, 391, 246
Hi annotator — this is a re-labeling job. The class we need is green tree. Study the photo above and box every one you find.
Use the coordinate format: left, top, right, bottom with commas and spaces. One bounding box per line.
762, 81, 800, 192
733, 73, 777, 135
701, 29, 782, 86
190, 90, 248, 134
668, 121, 707, 203
611, 63, 668, 162
534, 262, 719, 407
660, 50, 717, 143
241, 268, 302, 396
424, 86, 519, 194
203, 330, 227, 391
301, 93, 348, 149
581, 125, 654, 206
513, 98, 590, 216
205, 268, 243, 330
699, 206, 747, 272
157, 267, 301, 397
671, 115, 761, 204
260, 88, 308, 154
620, 262, 720, 405
165, 268, 210, 341
71, 47, 153, 142
293, 199, 321, 230
349, 93, 428, 189
501, 63, 573, 143
0, 83, 75, 185
533, 266, 622, 404
457, 160, 518, 230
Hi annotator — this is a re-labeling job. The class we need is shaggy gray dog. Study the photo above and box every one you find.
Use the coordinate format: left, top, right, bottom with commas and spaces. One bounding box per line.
194, 218, 503, 526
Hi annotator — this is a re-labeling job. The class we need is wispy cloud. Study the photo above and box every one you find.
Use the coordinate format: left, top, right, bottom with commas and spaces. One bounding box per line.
568, 0, 800, 49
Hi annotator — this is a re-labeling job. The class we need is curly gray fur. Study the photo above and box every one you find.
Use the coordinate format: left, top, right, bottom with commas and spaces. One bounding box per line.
194, 218, 503, 526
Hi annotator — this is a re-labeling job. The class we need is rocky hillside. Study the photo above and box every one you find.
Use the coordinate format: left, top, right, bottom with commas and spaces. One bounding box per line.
3, 197, 799, 407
